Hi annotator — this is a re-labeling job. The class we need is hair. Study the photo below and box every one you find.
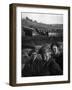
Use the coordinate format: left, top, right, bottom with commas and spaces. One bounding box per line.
51, 43, 59, 50
38, 44, 53, 59
28, 49, 37, 56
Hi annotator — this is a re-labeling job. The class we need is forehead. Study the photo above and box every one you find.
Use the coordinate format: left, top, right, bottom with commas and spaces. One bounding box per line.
32, 52, 37, 55
53, 45, 58, 48
44, 49, 52, 54
44, 52, 52, 55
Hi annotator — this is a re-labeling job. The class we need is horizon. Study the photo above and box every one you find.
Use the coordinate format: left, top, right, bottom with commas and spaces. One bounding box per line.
22, 13, 63, 24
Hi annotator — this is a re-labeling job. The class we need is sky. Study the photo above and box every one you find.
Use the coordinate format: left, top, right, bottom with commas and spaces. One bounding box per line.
22, 13, 63, 24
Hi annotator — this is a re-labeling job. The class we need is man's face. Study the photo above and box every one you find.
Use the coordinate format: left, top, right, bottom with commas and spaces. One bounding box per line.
43, 51, 51, 61
31, 52, 37, 61
52, 45, 60, 55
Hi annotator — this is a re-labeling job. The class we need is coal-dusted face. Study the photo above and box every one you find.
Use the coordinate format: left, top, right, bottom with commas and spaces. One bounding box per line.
43, 51, 52, 61
31, 52, 37, 61
52, 45, 60, 55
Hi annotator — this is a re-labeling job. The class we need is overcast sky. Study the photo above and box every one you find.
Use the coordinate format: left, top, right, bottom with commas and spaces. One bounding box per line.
22, 13, 63, 24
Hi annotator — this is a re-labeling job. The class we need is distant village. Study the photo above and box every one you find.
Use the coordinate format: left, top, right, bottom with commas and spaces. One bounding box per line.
22, 17, 63, 37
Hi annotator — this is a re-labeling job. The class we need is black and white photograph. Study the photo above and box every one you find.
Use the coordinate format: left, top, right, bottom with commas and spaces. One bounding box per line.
9, 4, 70, 86
21, 13, 63, 77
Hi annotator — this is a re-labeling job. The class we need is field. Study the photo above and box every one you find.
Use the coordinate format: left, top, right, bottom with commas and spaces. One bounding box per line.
22, 17, 63, 49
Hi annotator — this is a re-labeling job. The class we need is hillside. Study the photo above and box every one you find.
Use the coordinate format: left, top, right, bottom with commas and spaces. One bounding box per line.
22, 17, 63, 33
22, 17, 63, 48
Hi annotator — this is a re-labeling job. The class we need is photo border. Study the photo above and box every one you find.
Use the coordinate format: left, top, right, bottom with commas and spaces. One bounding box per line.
9, 3, 70, 86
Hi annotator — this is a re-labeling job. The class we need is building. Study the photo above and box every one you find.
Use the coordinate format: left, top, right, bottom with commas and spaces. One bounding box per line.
22, 26, 39, 36
22, 26, 34, 36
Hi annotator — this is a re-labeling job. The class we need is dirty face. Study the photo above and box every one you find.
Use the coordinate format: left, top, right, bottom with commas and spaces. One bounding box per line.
52, 45, 60, 55
31, 52, 37, 61
43, 51, 52, 61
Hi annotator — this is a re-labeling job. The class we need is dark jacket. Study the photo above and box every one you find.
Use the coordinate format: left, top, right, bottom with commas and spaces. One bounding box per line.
22, 58, 63, 77
22, 58, 42, 77
53, 53, 63, 70
46, 58, 63, 75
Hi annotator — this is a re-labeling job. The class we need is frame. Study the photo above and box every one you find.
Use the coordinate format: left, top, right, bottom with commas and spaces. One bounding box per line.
9, 3, 70, 86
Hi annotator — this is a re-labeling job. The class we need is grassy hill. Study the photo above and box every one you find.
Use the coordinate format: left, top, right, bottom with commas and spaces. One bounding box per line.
22, 17, 63, 49
22, 17, 63, 33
